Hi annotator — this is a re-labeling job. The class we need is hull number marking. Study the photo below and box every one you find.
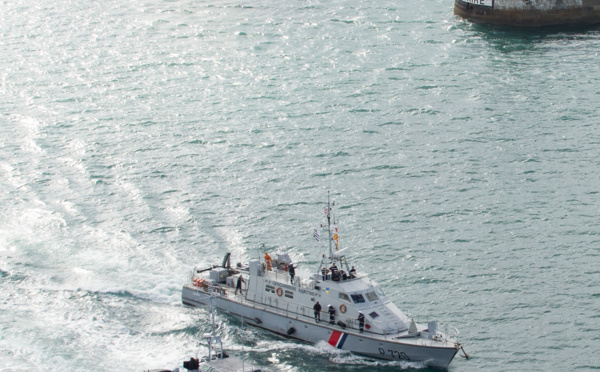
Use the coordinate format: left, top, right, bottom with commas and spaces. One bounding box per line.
379, 348, 410, 360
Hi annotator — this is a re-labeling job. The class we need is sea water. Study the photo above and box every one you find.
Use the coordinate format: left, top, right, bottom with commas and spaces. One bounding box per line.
1, 0, 599, 370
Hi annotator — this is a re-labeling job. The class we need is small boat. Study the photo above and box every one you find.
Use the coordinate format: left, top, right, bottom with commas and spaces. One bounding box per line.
147, 294, 265, 372
454, 0, 600, 26
182, 194, 466, 369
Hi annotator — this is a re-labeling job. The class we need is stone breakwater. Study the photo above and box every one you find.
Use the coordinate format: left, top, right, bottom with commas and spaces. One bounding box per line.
454, 0, 600, 26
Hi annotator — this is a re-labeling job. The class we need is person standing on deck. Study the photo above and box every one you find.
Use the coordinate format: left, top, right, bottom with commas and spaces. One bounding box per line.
313, 301, 322, 322
328, 304, 336, 325
264, 252, 272, 271
330, 263, 338, 281
289, 264, 295, 284
357, 312, 365, 332
235, 275, 246, 295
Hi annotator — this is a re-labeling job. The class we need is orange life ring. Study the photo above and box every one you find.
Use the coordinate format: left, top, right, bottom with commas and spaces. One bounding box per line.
276, 287, 283, 297
339, 304, 347, 313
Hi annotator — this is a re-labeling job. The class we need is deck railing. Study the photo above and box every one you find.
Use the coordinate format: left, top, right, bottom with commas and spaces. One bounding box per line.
191, 269, 402, 336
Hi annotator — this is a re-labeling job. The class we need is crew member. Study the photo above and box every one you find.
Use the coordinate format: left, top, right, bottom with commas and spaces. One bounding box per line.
235, 275, 246, 295
313, 301, 322, 322
321, 267, 328, 280
328, 304, 336, 325
289, 264, 295, 284
330, 263, 338, 275
340, 269, 347, 280
349, 266, 357, 278
357, 312, 365, 332
264, 252, 272, 271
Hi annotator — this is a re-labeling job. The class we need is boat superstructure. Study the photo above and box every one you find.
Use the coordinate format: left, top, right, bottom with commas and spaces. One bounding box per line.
182, 195, 465, 369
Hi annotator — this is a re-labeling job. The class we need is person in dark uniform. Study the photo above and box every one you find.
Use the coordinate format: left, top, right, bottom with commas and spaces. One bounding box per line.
321, 267, 328, 280
313, 301, 322, 322
349, 266, 357, 278
328, 304, 336, 325
330, 263, 339, 281
330, 263, 338, 275
289, 264, 295, 284
357, 312, 365, 332
235, 275, 246, 295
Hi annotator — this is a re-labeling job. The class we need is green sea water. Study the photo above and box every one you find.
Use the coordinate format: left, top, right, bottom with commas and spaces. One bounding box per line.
1, 0, 599, 370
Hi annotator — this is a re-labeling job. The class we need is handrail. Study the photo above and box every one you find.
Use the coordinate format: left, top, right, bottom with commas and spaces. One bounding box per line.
187, 282, 366, 334
189, 278, 378, 334
189, 271, 401, 336
186, 283, 450, 340
242, 294, 371, 335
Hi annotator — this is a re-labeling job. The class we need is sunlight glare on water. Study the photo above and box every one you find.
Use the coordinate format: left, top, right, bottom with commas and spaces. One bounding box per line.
1, 0, 600, 370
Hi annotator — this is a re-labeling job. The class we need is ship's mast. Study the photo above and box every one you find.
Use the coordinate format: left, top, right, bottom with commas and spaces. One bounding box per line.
327, 191, 333, 259
327, 192, 352, 273
205, 293, 224, 361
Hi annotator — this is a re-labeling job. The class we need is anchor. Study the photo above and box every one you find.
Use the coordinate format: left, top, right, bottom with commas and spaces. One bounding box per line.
459, 345, 470, 359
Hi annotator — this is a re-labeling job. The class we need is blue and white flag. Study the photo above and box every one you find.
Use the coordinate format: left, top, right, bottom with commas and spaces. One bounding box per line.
313, 229, 321, 242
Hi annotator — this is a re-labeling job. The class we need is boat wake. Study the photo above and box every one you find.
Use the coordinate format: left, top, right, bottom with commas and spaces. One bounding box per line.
247, 339, 427, 369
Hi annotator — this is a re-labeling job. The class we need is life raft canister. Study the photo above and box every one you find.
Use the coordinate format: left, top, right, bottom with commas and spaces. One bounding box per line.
276, 287, 283, 297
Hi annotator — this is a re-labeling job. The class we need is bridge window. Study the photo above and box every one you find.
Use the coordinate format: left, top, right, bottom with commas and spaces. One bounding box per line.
365, 291, 379, 302
351, 293, 365, 303
339, 293, 351, 302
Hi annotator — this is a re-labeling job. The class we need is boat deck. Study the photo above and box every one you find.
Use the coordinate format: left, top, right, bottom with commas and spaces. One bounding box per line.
183, 281, 457, 349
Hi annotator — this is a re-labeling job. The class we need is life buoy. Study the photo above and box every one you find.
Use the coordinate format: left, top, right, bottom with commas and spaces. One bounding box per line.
276, 287, 283, 297
339, 304, 347, 313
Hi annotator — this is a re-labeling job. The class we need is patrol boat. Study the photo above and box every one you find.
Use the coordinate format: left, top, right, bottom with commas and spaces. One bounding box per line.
182, 196, 465, 369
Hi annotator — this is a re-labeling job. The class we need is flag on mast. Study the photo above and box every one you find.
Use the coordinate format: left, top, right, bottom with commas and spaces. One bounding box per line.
333, 227, 339, 250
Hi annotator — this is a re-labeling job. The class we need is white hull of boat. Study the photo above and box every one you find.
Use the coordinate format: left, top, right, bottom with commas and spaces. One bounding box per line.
182, 285, 459, 369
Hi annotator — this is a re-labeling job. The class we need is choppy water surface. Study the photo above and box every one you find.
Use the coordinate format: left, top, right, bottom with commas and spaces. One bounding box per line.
1, 0, 600, 370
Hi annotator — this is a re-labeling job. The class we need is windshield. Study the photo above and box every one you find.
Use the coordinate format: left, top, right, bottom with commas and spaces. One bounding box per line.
365, 291, 379, 302
351, 293, 366, 303
339, 293, 351, 302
